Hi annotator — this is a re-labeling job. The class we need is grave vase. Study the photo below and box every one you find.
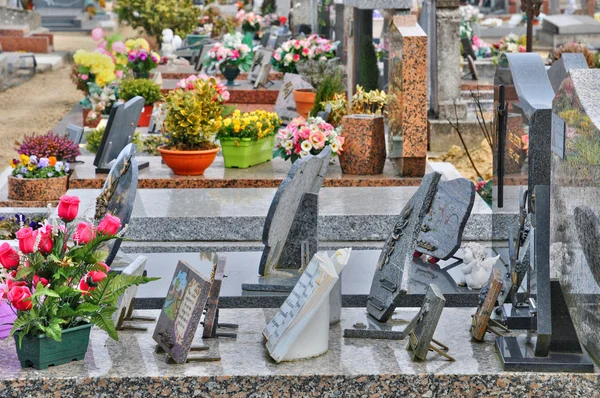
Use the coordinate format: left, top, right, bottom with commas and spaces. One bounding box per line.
8, 175, 69, 203
14, 323, 92, 370
220, 65, 240, 86
82, 108, 101, 128
158, 146, 220, 176
293, 89, 316, 119
134, 70, 150, 79
0, 302, 16, 339
339, 115, 386, 175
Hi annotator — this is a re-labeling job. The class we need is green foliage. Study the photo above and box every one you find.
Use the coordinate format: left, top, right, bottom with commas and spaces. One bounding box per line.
141, 134, 167, 155
260, 0, 276, 14
115, 0, 202, 42
359, 36, 380, 92
119, 79, 162, 104
309, 68, 345, 118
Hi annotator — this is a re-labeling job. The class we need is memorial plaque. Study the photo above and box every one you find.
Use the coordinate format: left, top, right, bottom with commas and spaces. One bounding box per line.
254, 64, 273, 88
94, 144, 139, 266
416, 178, 475, 260
406, 284, 449, 361
274, 73, 313, 123
367, 172, 441, 322
260, 28, 273, 47
263, 250, 350, 363
249, 48, 273, 83
94, 96, 145, 173
551, 114, 566, 159
114, 256, 155, 330
153, 261, 212, 364
65, 124, 84, 145
258, 147, 331, 277
471, 268, 503, 341
202, 253, 237, 338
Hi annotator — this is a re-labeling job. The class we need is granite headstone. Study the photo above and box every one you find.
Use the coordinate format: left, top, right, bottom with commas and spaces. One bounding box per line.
66, 124, 84, 145
547, 53, 588, 93
274, 73, 313, 123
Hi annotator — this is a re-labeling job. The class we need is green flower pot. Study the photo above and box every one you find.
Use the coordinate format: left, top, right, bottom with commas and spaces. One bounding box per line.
14, 323, 92, 369
220, 135, 275, 168
186, 34, 210, 46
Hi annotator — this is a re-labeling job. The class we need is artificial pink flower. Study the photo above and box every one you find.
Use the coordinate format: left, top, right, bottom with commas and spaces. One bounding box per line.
91, 27, 104, 41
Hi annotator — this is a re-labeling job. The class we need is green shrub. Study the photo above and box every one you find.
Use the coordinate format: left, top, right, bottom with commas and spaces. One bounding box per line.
360, 36, 380, 92
309, 67, 345, 118
119, 78, 162, 104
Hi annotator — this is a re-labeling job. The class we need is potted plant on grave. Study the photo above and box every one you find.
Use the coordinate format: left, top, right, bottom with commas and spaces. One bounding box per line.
0, 195, 157, 369
293, 59, 341, 119
309, 64, 345, 118
273, 116, 344, 163
126, 38, 161, 79
204, 32, 253, 86
218, 110, 281, 168
8, 133, 80, 203
119, 79, 162, 127
271, 34, 338, 74
158, 76, 226, 175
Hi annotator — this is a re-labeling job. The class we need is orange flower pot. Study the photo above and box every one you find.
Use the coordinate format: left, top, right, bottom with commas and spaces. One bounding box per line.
158, 146, 220, 176
293, 89, 316, 119
137, 105, 154, 127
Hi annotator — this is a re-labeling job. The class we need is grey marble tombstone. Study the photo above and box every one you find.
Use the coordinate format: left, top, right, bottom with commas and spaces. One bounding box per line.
66, 124, 84, 145
249, 48, 273, 83
94, 143, 139, 267
547, 53, 588, 93
93, 96, 146, 173
416, 178, 475, 260
367, 172, 441, 322
274, 73, 313, 123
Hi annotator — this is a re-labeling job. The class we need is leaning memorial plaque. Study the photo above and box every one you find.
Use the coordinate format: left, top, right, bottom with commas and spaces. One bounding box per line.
471, 268, 504, 341
202, 253, 238, 339
94, 96, 147, 173
66, 124, 84, 145
153, 261, 214, 364
274, 73, 313, 123
114, 256, 156, 331
248, 48, 273, 83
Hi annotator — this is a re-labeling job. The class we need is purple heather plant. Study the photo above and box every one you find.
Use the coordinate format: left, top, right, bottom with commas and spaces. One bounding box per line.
15, 132, 80, 162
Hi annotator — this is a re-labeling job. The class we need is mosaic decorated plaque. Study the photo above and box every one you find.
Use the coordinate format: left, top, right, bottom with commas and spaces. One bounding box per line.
153, 261, 212, 364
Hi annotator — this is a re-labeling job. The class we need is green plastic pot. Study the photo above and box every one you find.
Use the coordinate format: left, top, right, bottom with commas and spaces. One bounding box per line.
14, 323, 92, 369
186, 34, 210, 46
220, 135, 275, 168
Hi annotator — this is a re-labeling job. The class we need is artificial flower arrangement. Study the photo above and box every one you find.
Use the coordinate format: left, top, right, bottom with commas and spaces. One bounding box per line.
490, 33, 526, 64
271, 34, 338, 74
126, 38, 160, 78
236, 10, 263, 33
80, 82, 119, 126
471, 35, 492, 59
273, 116, 344, 163
218, 110, 281, 141
0, 195, 157, 350
90, 27, 129, 80
72, 49, 117, 92
204, 32, 253, 72
176, 74, 230, 102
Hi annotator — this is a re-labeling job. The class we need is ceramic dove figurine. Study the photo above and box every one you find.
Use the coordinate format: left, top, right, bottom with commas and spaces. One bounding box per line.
461, 243, 499, 290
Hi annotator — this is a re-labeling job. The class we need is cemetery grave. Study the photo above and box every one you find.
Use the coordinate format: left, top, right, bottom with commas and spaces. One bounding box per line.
1, 0, 600, 395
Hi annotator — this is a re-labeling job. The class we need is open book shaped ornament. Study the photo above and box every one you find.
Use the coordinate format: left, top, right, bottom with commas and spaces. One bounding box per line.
263, 249, 351, 363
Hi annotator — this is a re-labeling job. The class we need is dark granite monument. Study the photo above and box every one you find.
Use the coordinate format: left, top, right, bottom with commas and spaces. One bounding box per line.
547, 53, 588, 94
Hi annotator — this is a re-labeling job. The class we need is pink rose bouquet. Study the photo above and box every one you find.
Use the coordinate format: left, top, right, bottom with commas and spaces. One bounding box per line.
271, 34, 338, 74
237, 10, 263, 33
0, 194, 157, 346
176, 74, 231, 103
204, 32, 253, 72
273, 116, 344, 163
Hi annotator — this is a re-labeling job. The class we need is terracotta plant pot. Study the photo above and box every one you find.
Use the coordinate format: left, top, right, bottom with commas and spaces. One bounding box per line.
138, 104, 154, 127
293, 89, 316, 119
339, 115, 386, 175
158, 146, 220, 176
82, 109, 101, 128
8, 175, 69, 202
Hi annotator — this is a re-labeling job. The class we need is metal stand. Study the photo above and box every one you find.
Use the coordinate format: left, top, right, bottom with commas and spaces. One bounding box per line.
115, 298, 156, 331
155, 345, 221, 363
203, 308, 238, 339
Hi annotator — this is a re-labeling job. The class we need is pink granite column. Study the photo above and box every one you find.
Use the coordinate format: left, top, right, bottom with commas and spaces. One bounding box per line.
387, 15, 428, 177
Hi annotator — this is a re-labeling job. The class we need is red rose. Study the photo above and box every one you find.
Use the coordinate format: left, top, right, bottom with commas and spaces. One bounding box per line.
33, 275, 49, 287
8, 285, 32, 311
1, 280, 26, 299
16, 227, 35, 254
74, 222, 95, 244
36, 225, 53, 254
78, 270, 107, 293
57, 195, 81, 222
97, 214, 121, 235
0, 242, 19, 269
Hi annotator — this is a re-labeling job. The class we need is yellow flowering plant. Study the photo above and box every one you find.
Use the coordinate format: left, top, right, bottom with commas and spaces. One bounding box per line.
163, 79, 223, 151
72, 50, 117, 91
217, 110, 281, 142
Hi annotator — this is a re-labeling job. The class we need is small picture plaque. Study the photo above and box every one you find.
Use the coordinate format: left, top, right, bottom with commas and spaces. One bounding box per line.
249, 48, 273, 83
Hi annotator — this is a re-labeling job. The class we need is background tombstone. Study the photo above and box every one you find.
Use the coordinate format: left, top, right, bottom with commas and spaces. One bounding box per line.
94, 143, 139, 267
94, 96, 146, 173
549, 68, 600, 367
153, 260, 213, 364
248, 48, 273, 83
114, 256, 155, 331
242, 148, 331, 292
274, 73, 313, 124
65, 124, 84, 145
547, 53, 588, 93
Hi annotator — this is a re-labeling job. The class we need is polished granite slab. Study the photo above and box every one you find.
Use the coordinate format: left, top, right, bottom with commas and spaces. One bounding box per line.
153, 65, 284, 81
0, 308, 597, 396
161, 79, 281, 104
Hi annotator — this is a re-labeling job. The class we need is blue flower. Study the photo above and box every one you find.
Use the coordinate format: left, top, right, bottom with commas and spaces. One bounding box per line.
20, 167, 27, 174
55, 161, 64, 172
64, 162, 70, 172
29, 155, 38, 165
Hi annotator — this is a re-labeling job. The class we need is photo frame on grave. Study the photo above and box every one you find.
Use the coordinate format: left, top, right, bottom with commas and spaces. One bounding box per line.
153, 260, 216, 364
114, 256, 156, 331
93, 143, 139, 266
66, 124, 84, 145
202, 253, 238, 339
249, 48, 273, 83
254, 64, 273, 89
93, 96, 148, 173
244, 146, 331, 292
263, 249, 350, 363
406, 284, 453, 361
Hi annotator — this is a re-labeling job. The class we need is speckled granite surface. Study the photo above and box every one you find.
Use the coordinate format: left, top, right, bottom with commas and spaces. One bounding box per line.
161, 79, 281, 104
0, 308, 597, 397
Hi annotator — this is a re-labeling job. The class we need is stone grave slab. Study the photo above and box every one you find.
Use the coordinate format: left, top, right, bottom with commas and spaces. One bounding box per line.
94, 96, 146, 173
542, 15, 600, 35
65, 123, 84, 145
274, 73, 313, 124
153, 260, 213, 364
249, 48, 273, 83
416, 178, 475, 260
94, 143, 139, 266
547, 53, 588, 94
202, 253, 238, 339
114, 255, 156, 331
367, 172, 441, 322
